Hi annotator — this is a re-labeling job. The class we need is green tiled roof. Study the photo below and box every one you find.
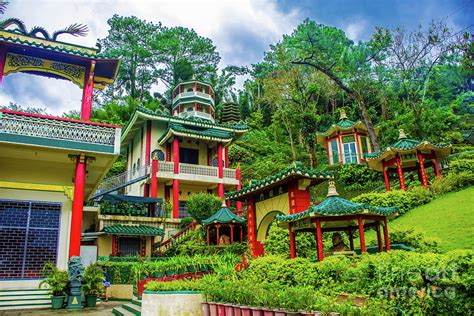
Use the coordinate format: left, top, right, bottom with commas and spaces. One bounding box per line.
275, 196, 398, 222
202, 204, 247, 225
226, 162, 333, 200
157, 122, 235, 145
102, 224, 164, 236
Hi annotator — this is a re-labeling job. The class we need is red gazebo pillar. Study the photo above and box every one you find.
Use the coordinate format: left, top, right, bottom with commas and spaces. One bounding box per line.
348, 230, 354, 251
417, 152, 428, 188
69, 154, 87, 258
383, 218, 391, 251
357, 215, 367, 253
216, 224, 220, 245
376, 223, 383, 252
289, 223, 296, 259
240, 226, 243, 242
315, 219, 324, 262
433, 157, 441, 177
235, 167, 242, 212
230, 225, 234, 243
206, 226, 210, 246
217, 143, 224, 198
396, 156, 406, 191
173, 137, 180, 218
383, 166, 390, 192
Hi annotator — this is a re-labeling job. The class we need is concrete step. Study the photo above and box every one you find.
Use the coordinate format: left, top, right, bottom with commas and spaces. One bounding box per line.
0, 289, 50, 296
131, 299, 142, 307
0, 302, 51, 311
0, 298, 51, 305
113, 306, 136, 316
123, 302, 141, 315
0, 295, 50, 300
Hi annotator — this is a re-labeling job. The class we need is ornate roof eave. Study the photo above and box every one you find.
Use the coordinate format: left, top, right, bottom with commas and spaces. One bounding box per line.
316, 121, 379, 147
102, 224, 164, 236
173, 79, 214, 93
202, 203, 247, 225
157, 126, 234, 146
226, 162, 333, 201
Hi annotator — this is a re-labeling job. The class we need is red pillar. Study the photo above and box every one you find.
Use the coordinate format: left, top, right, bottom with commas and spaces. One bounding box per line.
150, 236, 155, 256
80, 60, 95, 121
150, 153, 158, 198
433, 157, 441, 177
216, 224, 220, 245
240, 226, 243, 242
0, 46, 7, 87
69, 154, 87, 258
289, 223, 296, 259
348, 230, 354, 251
383, 166, 390, 192
173, 179, 179, 219
224, 146, 229, 168
111, 235, 118, 256
217, 143, 224, 199
417, 152, 428, 188
315, 219, 324, 262
354, 132, 362, 164
235, 167, 242, 212
383, 218, 391, 251
358, 216, 367, 253
230, 225, 234, 243
396, 156, 406, 191
246, 197, 257, 254
206, 226, 210, 246
376, 223, 383, 252
173, 137, 180, 174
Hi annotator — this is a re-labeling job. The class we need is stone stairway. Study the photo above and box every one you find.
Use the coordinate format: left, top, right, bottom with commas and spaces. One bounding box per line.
0, 288, 51, 310
112, 298, 142, 316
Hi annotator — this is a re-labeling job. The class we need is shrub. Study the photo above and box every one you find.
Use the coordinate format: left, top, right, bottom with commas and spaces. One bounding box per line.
82, 263, 105, 296
264, 222, 317, 258
332, 163, 382, 190
430, 171, 474, 195
179, 217, 195, 229
186, 193, 222, 223
39, 262, 68, 296
448, 158, 474, 174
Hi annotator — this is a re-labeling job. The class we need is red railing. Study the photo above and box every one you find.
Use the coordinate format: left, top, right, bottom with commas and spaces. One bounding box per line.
158, 221, 197, 253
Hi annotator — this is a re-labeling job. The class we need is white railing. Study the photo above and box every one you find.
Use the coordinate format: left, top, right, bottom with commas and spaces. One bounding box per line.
0, 111, 119, 147
179, 163, 219, 177
178, 111, 214, 122
158, 161, 174, 173
96, 164, 150, 195
173, 91, 215, 105
223, 168, 236, 179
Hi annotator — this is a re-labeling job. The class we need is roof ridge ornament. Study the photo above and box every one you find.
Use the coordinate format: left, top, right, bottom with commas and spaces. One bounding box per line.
398, 129, 407, 139
339, 109, 348, 120
327, 181, 339, 197
221, 200, 227, 207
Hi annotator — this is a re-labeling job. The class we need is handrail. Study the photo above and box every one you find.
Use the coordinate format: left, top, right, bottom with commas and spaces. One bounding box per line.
158, 222, 197, 252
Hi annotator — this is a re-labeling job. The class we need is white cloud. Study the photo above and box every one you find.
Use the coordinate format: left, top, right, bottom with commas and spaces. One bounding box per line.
2, 0, 301, 115
344, 19, 368, 41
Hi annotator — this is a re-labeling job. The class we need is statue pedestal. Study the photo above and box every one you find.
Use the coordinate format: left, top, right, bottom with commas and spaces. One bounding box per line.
66, 280, 83, 309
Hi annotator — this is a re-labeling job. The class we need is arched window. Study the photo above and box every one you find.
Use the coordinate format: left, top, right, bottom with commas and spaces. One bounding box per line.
157, 150, 165, 161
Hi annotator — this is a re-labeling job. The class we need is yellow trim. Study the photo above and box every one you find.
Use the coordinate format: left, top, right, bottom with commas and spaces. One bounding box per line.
0, 181, 74, 201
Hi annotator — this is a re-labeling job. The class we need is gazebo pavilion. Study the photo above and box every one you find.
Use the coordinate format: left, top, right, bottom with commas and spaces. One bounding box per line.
366, 129, 452, 191
274, 182, 398, 261
202, 202, 247, 245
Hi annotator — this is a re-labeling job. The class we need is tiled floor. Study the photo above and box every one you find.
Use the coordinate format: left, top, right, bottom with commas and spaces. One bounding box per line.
0, 301, 123, 316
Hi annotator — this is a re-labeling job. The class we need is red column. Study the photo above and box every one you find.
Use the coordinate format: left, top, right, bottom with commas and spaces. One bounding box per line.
150, 236, 155, 256
417, 152, 428, 188
224, 147, 229, 168
358, 216, 367, 253
354, 132, 362, 164
383, 166, 391, 192
396, 156, 406, 191
111, 236, 117, 256
230, 225, 234, 243
240, 226, 243, 242
217, 143, 224, 199
246, 197, 257, 254
173, 137, 179, 173
315, 219, 324, 262
235, 167, 242, 212
0, 46, 7, 87
376, 223, 383, 252
173, 179, 179, 219
348, 230, 354, 251
216, 224, 220, 245
80, 60, 95, 121
289, 223, 296, 259
433, 157, 441, 177
69, 154, 87, 258
206, 226, 210, 246
150, 153, 158, 198
383, 218, 391, 251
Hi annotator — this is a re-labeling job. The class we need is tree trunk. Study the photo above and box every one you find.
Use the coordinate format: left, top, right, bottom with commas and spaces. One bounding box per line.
357, 99, 380, 152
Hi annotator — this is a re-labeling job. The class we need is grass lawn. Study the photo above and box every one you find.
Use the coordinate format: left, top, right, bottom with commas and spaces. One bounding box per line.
382, 186, 474, 252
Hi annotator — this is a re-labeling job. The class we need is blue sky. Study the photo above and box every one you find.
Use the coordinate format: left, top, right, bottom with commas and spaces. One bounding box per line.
1, 0, 472, 115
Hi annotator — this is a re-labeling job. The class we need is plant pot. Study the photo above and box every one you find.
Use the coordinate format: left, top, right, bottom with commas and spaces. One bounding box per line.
251, 307, 263, 316
233, 305, 242, 316
202, 302, 210, 316
285, 312, 301, 316
273, 309, 286, 316
225, 303, 235, 316
85, 294, 97, 307
241, 306, 252, 316
209, 302, 218, 316
217, 303, 225, 316
263, 309, 274, 316
51, 296, 65, 309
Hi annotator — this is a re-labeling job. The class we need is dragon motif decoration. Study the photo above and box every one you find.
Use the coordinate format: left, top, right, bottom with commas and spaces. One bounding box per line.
0, 18, 88, 41
67, 256, 84, 282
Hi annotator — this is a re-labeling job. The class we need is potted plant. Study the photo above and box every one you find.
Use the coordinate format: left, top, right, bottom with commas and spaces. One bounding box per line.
82, 263, 105, 307
39, 262, 68, 309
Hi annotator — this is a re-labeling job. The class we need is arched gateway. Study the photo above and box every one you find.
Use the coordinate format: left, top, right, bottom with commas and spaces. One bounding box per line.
227, 162, 332, 256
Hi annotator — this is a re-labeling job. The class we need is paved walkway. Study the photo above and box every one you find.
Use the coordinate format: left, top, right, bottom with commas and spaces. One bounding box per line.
0, 301, 122, 316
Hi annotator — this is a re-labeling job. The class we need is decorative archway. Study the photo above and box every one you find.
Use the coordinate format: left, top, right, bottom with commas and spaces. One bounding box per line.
256, 210, 284, 241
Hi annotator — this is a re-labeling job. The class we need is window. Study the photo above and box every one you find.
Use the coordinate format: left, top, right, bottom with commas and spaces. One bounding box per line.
360, 136, 368, 155
156, 150, 165, 161
179, 147, 199, 164
330, 139, 339, 164
178, 201, 190, 218
343, 142, 358, 164
118, 237, 141, 256
0, 200, 61, 279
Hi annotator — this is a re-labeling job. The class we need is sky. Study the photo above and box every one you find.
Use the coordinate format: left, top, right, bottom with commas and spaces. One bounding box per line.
1, 0, 473, 116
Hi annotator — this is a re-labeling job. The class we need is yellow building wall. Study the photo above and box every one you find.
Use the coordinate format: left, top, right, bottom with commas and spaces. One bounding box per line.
98, 235, 112, 257
0, 188, 72, 289
255, 193, 290, 241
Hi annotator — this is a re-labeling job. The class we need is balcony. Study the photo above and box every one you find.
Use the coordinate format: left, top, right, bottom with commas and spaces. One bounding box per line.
0, 110, 121, 155
178, 110, 214, 122
172, 91, 215, 107
157, 161, 239, 185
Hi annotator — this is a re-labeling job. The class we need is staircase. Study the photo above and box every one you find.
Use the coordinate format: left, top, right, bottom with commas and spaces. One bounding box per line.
93, 164, 149, 199
158, 222, 197, 253
0, 288, 51, 311
112, 298, 142, 316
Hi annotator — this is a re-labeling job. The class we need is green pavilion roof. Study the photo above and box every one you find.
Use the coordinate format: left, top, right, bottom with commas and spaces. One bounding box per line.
202, 203, 246, 225
157, 123, 235, 145
226, 162, 333, 200
366, 129, 452, 171
102, 224, 164, 236
275, 182, 398, 223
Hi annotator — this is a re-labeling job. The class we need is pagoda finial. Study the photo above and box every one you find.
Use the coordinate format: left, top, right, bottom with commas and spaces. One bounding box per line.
327, 181, 339, 197
339, 109, 348, 120
222, 200, 227, 207
192, 74, 196, 80
398, 129, 407, 139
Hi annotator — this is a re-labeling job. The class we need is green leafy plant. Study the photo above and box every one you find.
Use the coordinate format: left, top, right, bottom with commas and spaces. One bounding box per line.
185, 193, 223, 223
39, 262, 68, 296
82, 263, 105, 296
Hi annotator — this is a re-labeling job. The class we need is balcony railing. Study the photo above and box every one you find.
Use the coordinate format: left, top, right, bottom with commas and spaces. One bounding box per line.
157, 161, 237, 180
178, 111, 214, 122
172, 91, 215, 106
0, 110, 121, 154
